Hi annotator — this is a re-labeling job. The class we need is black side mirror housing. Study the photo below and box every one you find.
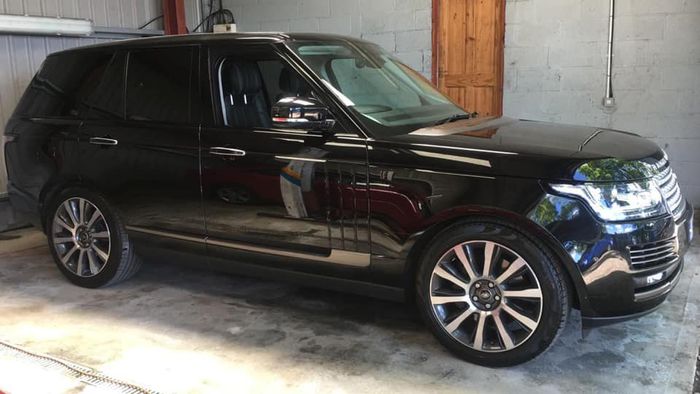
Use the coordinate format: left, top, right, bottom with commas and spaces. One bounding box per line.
271, 97, 335, 132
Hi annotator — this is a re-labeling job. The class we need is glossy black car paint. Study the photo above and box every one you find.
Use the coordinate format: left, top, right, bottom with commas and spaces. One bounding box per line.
4, 33, 693, 326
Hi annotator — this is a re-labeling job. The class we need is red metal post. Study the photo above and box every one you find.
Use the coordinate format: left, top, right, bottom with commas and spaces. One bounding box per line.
162, 0, 187, 35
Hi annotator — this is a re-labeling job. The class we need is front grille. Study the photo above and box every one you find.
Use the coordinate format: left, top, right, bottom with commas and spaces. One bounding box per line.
629, 236, 679, 269
653, 163, 685, 221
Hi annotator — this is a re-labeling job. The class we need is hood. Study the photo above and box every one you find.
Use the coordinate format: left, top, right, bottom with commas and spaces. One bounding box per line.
375, 117, 665, 182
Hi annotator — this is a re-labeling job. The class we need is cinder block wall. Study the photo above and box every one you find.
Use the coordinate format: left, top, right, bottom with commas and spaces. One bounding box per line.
227, 0, 699, 205
222, 0, 433, 78
505, 0, 700, 204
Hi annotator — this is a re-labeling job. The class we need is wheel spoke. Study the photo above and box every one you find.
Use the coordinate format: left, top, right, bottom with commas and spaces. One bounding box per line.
473, 312, 487, 350
495, 258, 526, 285
53, 237, 74, 245
87, 209, 101, 228
453, 245, 478, 281
87, 250, 100, 275
60, 245, 79, 264
55, 217, 74, 233
92, 244, 109, 262
78, 198, 86, 224
444, 307, 477, 333
482, 241, 495, 277
92, 231, 110, 239
503, 288, 542, 299
501, 303, 538, 331
431, 295, 468, 305
434, 265, 468, 289
63, 201, 79, 227
76, 250, 86, 275
493, 310, 515, 350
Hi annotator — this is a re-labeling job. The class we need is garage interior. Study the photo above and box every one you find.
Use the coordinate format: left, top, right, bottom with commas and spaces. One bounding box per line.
0, 0, 699, 393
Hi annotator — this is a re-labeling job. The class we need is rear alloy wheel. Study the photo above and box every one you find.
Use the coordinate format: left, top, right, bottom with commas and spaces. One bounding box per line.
51, 197, 111, 278
47, 188, 141, 288
416, 220, 569, 367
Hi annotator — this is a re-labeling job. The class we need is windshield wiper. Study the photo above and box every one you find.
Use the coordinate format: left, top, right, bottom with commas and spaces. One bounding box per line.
433, 113, 475, 126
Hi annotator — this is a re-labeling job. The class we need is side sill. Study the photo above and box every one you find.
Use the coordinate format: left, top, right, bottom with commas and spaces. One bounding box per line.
126, 225, 371, 268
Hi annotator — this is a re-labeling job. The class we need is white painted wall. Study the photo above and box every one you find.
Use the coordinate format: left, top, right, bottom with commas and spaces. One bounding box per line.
504, 0, 700, 204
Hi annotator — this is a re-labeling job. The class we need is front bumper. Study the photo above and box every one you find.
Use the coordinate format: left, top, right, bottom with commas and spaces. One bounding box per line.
532, 195, 694, 326
579, 201, 693, 325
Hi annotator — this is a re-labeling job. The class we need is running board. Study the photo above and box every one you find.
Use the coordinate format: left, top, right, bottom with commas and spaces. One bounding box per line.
126, 226, 371, 268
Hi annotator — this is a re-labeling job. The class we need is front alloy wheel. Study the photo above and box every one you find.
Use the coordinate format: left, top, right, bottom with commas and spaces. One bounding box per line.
416, 220, 569, 367
429, 240, 543, 352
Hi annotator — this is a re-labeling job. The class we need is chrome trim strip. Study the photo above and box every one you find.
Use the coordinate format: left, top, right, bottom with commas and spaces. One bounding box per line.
206, 238, 370, 267
634, 263, 682, 302
126, 226, 204, 243
275, 155, 327, 163
126, 226, 370, 267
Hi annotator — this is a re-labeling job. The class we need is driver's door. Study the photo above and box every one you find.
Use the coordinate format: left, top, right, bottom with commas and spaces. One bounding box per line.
200, 45, 371, 273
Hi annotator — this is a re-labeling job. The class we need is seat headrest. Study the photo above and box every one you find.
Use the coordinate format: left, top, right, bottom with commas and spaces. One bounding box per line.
225, 61, 263, 95
279, 68, 310, 97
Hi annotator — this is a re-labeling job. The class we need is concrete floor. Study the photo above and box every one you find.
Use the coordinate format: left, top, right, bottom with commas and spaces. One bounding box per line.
0, 227, 699, 394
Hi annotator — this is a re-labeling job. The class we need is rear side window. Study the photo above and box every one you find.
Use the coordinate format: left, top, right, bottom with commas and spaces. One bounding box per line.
126, 46, 194, 123
13, 50, 113, 119
85, 52, 126, 120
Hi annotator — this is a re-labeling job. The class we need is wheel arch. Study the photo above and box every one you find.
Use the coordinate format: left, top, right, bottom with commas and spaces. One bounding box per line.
402, 206, 592, 314
39, 178, 96, 232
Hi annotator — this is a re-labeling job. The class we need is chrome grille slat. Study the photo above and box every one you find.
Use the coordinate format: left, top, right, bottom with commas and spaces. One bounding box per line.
629, 236, 679, 268
630, 251, 677, 265
629, 246, 675, 259
653, 162, 685, 221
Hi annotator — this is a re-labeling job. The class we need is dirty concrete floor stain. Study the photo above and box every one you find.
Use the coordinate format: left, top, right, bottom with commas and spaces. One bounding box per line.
0, 229, 698, 393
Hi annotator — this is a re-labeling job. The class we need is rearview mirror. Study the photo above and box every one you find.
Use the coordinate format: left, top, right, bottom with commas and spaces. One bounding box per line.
271, 97, 335, 132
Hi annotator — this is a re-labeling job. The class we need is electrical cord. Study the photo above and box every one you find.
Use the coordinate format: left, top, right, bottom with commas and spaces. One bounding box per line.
138, 14, 163, 30
193, 0, 235, 33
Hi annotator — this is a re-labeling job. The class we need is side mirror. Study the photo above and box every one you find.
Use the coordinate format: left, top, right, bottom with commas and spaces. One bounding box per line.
271, 96, 335, 132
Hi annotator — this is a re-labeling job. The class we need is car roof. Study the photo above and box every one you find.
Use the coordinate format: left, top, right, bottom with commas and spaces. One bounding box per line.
50, 32, 368, 56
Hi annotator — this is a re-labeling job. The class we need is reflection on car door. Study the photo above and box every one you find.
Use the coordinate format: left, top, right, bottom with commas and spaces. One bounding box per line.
200, 46, 371, 274
79, 46, 205, 247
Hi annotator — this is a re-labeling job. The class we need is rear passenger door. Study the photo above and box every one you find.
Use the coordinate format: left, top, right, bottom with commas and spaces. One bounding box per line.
78, 45, 205, 246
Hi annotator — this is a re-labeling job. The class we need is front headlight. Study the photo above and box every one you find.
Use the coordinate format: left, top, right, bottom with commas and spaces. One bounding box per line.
550, 181, 667, 221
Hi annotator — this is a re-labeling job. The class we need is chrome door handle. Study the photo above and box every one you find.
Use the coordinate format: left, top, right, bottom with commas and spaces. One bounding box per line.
89, 137, 118, 146
209, 147, 246, 157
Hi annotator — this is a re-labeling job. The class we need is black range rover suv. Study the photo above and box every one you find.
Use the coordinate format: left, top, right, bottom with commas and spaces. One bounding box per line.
4, 33, 694, 367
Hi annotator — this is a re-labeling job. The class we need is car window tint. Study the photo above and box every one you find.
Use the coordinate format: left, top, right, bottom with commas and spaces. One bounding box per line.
13, 50, 113, 119
85, 52, 126, 120
218, 57, 313, 129
126, 47, 193, 123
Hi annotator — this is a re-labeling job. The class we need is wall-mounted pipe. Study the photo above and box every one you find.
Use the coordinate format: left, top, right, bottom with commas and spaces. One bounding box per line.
0, 14, 163, 39
603, 0, 616, 108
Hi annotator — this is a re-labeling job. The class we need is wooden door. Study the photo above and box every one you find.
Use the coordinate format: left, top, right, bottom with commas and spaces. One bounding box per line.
432, 0, 505, 117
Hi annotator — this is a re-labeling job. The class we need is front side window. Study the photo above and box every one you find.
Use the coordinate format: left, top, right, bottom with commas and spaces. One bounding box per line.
288, 41, 468, 137
217, 53, 317, 130
126, 47, 194, 123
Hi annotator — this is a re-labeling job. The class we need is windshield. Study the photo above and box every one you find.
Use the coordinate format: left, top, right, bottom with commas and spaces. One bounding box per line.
287, 40, 468, 137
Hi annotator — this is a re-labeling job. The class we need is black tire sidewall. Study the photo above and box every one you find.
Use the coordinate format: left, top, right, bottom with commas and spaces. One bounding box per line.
46, 188, 127, 288
416, 219, 568, 367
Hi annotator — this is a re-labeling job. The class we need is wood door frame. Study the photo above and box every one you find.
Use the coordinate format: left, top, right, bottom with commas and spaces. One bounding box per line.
431, 0, 506, 116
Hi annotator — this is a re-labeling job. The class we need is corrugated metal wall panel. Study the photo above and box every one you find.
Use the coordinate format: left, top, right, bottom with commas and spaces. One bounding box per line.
0, 0, 166, 194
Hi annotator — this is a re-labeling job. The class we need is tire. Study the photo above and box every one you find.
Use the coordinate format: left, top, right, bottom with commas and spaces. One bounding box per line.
46, 187, 141, 288
415, 218, 569, 367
